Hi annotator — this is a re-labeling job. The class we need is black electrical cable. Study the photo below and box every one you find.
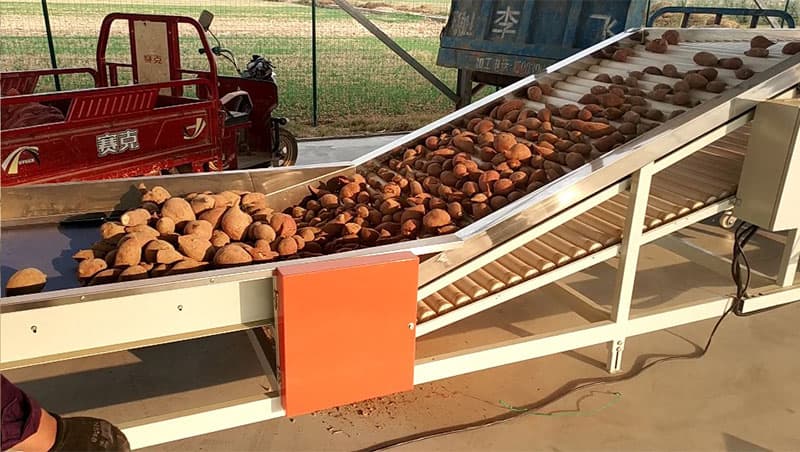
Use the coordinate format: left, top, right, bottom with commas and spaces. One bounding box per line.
362, 220, 793, 451
360, 306, 732, 452
729, 221, 785, 317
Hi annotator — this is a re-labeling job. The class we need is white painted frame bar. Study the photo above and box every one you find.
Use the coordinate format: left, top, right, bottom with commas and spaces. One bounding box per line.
0, 278, 274, 369
777, 229, 800, 287
607, 163, 654, 372
120, 394, 285, 450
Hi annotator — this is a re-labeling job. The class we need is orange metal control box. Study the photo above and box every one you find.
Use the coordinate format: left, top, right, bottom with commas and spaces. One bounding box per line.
276, 252, 419, 416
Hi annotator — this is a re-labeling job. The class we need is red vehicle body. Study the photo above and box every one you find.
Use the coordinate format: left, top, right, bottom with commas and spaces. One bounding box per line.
1, 13, 288, 186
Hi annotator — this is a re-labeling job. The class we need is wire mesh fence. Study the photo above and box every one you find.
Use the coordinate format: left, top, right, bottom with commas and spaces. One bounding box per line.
0, 0, 456, 137
0, 0, 796, 138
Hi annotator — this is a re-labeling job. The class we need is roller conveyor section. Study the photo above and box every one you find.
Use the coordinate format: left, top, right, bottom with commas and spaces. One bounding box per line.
1, 29, 798, 336
415, 126, 748, 330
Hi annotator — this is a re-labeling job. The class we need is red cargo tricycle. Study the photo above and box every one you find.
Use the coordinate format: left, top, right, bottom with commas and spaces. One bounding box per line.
1, 11, 297, 186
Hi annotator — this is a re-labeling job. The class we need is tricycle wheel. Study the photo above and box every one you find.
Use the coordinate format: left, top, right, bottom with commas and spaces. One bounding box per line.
274, 129, 298, 167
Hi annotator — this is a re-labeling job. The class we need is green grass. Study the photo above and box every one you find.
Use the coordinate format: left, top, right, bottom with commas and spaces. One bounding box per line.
0, 34, 455, 135
1, 0, 455, 137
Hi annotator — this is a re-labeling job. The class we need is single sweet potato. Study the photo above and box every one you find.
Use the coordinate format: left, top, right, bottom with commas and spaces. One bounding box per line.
6, 268, 47, 296
141, 186, 171, 205
78, 258, 107, 281
120, 208, 151, 226
161, 197, 195, 227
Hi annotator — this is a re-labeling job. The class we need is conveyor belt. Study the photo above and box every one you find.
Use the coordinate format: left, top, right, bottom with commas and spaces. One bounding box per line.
416, 126, 748, 329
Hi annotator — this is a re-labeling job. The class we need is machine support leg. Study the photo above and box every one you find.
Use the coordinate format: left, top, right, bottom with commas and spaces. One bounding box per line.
245, 328, 279, 392
456, 69, 473, 109
777, 228, 800, 287
607, 163, 654, 373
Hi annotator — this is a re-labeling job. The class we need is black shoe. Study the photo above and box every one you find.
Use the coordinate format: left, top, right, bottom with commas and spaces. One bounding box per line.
50, 415, 130, 452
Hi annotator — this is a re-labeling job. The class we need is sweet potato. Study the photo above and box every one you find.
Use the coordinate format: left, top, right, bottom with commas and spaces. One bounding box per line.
644, 109, 665, 121
143, 239, 174, 263
718, 57, 743, 69
120, 208, 151, 226
168, 259, 210, 275
783, 42, 800, 55
220, 205, 253, 241
6, 268, 47, 296
671, 91, 691, 106
150, 264, 170, 277
526, 86, 544, 102
750, 35, 775, 49
496, 99, 525, 119
156, 248, 185, 265
248, 246, 279, 263
179, 220, 211, 240
72, 249, 99, 261
423, 208, 451, 228
706, 80, 726, 93
684, 73, 709, 89
115, 238, 143, 267
241, 192, 267, 210
599, 93, 625, 108
190, 194, 216, 214
693, 51, 718, 67
141, 186, 171, 205
662, 29, 680, 45
735, 67, 755, 80
505, 143, 532, 161
269, 213, 298, 238
119, 265, 149, 282
673, 80, 690, 92
78, 258, 107, 281
745, 48, 769, 58
592, 73, 611, 84
424, 136, 440, 150
493, 133, 517, 153
559, 104, 580, 119
645, 38, 668, 53
698, 68, 718, 81
176, 235, 212, 261
493, 178, 514, 196
566, 120, 615, 138
89, 269, 122, 285
161, 197, 195, 227
213, 244, 253, 266
155, 217, 176, 235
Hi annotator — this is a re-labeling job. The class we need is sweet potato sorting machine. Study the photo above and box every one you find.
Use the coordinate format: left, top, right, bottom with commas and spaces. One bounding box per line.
2, 28, 800, 449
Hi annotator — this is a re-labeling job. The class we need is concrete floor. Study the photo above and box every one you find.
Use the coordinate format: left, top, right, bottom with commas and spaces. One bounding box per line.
5, 135, 800, 451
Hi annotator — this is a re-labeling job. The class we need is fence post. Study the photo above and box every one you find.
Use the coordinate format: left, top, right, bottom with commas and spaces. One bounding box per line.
41, 0, 61, 90
311, 0, 319, 126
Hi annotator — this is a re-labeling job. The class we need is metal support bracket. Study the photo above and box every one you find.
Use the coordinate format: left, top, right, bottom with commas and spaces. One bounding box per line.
332, 0, 459, 103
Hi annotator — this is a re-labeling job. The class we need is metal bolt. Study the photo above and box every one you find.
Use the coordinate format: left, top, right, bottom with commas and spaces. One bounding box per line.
177, 305, 183, 311
31, 325, 37, 333
209, 278, 215, 284
407, 322, 415, 330
80, 295, 86, 301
